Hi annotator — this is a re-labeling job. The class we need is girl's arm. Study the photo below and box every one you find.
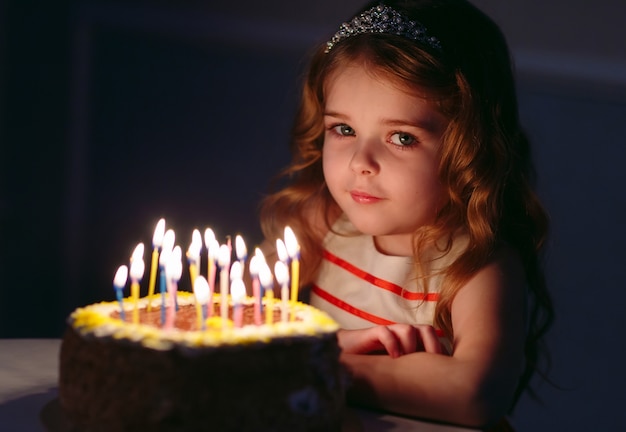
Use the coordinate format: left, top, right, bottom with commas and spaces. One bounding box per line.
340, 247, 527, 428
338, 324, 446, 358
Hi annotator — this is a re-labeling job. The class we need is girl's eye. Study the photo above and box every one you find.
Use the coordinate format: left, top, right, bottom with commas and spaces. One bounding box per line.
333, 124, 355, 137
390, 132, 416, 146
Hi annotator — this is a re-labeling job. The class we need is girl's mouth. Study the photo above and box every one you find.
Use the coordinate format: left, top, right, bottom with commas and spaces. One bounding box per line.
350, 190, 382, 204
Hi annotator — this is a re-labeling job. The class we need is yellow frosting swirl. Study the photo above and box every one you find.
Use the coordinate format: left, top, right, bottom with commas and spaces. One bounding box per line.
69, 292, 339, 351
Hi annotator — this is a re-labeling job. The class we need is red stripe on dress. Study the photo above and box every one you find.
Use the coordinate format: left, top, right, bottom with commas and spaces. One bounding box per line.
312, 285, 445, 337
323, 249, 439, 301
312, 285, 396, 325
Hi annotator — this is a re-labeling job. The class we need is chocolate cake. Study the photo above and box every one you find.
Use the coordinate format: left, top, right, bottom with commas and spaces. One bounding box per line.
59, 292, 345, 432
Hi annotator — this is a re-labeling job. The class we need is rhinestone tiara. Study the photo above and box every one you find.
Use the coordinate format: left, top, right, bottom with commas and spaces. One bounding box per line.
325, 4, 442, 53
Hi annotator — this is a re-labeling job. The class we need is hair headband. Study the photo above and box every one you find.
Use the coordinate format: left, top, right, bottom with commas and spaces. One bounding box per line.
324, 4, 442, 53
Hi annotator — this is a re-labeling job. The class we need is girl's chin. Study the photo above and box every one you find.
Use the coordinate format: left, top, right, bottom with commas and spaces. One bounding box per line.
346, 218, 400, 237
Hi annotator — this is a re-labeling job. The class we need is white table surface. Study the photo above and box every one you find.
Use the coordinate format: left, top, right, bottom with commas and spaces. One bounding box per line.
0, 339, 479, 432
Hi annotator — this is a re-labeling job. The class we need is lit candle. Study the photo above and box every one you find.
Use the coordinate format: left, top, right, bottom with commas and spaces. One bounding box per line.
206, 237, 219, 317
231, 278, 246, 328
193, 275, 210, 330
129, 243, 145, 325
147, 218, 165, 311
276, 238, 288, 264
259, 260, 274, 326
230, 260, 243, 283
187, 229, 202, 291
218, 244, 231, 327
235, 234, 247, 267
204, 228, 216, 287
249, 253, 262, 325
131, 242, 145, 264
158, 248, 171, 326
274, 260, 289, 323
284, 226, 300, 301
113, 265, 128, 321
274, 241, 290, 321
165, 246, 182, 330
159, 230, 175, 325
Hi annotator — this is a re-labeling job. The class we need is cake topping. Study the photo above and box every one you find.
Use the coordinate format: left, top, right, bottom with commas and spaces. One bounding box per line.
70, 292, 339, 351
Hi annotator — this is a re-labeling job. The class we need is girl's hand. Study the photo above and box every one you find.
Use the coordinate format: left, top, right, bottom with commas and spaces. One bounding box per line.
338, 324, 445, 358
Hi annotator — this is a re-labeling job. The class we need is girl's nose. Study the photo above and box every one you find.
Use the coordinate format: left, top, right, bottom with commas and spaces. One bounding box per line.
349, 139, 380, 175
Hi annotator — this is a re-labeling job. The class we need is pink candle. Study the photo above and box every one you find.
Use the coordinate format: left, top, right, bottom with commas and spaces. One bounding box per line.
259, 259, 274, 326
231, 279, 246, 328
249, 253, 262, 326
218, 244, 231, 327
207, 238, 219, 317
165, 280, 176, 330
164, 246, 183, 330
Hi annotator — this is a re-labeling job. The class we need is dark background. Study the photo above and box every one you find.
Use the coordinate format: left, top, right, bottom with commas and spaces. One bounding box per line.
1, 1, 625, 430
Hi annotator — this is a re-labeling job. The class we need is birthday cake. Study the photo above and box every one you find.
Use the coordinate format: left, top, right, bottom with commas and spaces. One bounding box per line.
59, 293, 344, 432
58, 221, 345, 432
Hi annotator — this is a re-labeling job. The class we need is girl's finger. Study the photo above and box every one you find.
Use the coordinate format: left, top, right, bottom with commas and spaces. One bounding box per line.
386, 324, 417, 355
414, 325, 445, 354
375, 326, 403, 358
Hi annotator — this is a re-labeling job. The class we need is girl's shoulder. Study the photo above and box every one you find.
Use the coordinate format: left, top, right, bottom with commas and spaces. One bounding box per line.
452, 242, 526, 313
487, 242, 525, 278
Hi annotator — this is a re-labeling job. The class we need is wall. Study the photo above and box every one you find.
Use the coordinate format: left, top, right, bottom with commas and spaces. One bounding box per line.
474, 2, 626, 430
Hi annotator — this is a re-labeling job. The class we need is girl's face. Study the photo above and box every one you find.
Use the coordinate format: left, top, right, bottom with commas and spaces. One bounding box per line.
322, 65, 447, 256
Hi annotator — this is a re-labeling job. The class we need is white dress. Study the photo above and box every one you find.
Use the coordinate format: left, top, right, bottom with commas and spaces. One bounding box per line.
311, 216, 467, 346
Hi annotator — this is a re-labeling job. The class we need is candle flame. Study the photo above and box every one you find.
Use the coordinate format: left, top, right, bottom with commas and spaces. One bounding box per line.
129, 257, 145, 281
204, 228, 216, 247
255, 247, 266, 263
192, 228, 202, 248
131, 243, 145, 263
166, 246, 183, 282
284, 226, 299, 258
187, 229, 202, 262
274, 261, 289, 286
231, 278, 246, 303
208, 238, 220, 260
159, 245, 172, 267
249, 254, 259, 276
276, 238, 288, 262
152, 218, 166, 248
194, 275, 210, 303
172, 245, 182, 263
162, 229, 175, 253
113, 265, 128, 289
235, 235, 247, 260
218, 244, 231, 268
258, 261, 273, 289
230, 261, 243, 281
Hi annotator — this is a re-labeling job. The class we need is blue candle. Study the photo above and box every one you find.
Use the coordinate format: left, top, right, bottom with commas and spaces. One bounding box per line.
159, 229, 176, 326
113, 265, 128, 321
159, 264, 167, 325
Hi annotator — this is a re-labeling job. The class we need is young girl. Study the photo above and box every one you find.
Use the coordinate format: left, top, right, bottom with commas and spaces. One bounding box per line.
260, 0, 554, 429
